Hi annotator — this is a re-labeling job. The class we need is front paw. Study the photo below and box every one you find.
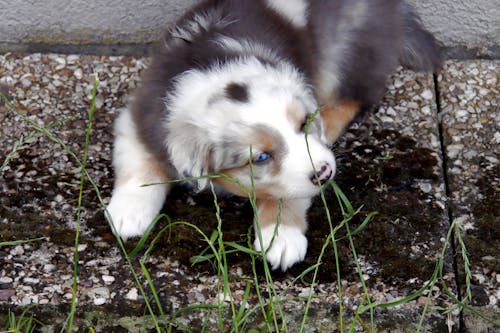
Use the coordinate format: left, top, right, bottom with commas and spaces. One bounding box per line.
254, 224, 308, 271
105, 184, 166, 240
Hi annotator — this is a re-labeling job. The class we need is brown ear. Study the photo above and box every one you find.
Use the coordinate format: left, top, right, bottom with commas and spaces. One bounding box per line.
320, 100, 360, 144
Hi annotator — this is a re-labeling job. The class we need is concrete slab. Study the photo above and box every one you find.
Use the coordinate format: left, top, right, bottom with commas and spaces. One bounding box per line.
0, 54, 497, 331
438, 60, 500, 332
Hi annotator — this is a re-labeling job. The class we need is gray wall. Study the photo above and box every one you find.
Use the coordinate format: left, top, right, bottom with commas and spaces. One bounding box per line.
0, 0, 498, 57
406, 0, 499, 56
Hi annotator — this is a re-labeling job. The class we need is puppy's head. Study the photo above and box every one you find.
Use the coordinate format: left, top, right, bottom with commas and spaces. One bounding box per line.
165, 58, 335, 199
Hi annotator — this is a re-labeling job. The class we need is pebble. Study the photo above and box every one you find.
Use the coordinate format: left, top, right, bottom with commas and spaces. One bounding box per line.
55, 57, 66, 70
23, 277, 40, 284
11, 245, 25, 256
94, 297, 107, 306
0, 290, 15, 301
102, 275, 115, 284
73, 68, 83, 80
0, 277, 13, 284
125, 288, 139, 301
420, 89, 434, 100
0, 53, 497, 330
89, 287, 110, 299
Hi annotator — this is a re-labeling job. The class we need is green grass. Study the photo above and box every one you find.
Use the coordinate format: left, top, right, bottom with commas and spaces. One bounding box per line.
1, 77, 498, 332
2, 309, 41, 333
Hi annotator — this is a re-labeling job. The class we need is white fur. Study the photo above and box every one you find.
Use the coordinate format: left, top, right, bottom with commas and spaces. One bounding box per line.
164, 57, 334, 193
265, 0, 309, 27
254, 197, 311, 271
106, 109, 169, 240
254, 224, 308, 271
165, 57, 335, 196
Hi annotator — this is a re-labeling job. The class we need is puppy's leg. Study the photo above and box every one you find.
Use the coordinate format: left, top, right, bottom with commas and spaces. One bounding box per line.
253, 198, 311, 271
321, 100, 360, 144
106, 109, 170, 240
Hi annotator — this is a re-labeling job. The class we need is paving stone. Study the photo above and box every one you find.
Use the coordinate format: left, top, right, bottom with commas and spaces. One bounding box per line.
1, 53, 497, 332
438, 60, 500, 332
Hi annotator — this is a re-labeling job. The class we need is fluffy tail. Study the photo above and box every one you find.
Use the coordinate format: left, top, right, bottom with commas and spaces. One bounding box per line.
399, 2, 441, 71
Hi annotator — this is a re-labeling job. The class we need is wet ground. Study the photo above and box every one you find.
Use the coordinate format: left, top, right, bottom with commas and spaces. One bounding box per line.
0, 53, 498, 332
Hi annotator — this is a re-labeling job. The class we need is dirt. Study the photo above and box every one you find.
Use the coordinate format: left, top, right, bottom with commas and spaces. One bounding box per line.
0, 127, 447, 282
84, 128, 447, 286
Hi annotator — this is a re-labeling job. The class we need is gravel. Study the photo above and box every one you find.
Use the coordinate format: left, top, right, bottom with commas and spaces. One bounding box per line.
0, 53, 498, 331
438, 60, 500, 331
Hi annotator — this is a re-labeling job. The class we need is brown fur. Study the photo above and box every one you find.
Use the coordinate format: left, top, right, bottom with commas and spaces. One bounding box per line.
320, 100, 361, 144
256, 199, 308, 231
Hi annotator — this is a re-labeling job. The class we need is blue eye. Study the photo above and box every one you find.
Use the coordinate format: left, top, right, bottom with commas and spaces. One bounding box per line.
253, 152, 271, 164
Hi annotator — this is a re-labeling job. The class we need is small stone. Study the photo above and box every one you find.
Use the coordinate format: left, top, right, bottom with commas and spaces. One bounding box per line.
55, 57, 66, 70
21, 78, 32, 88
90, 287, 110, 299
125, 288, 138, 301
494, 132, 500, 144
0, 277, 13, 284
73, 68, 83, 80
94, 297, 106, 306
23, 277, 40, 284
217, 292, 232, 303
102, 275, 115, 284
420, 182, 433, 193
11, 245, 24, 256
421, 106, 432, 115
95, 95, 104, 109
77, 244, 87, 252
63, 293, 74, 300
394, 79, 404, 88
386, 107, 397, 117
43, 264, 57, 273
67, 55, 80, 63
420, 89, 434, 100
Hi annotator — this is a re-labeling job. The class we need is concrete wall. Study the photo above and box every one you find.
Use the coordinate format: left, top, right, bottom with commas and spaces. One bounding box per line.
0, 0, 498, 57
406, 0, 499, 57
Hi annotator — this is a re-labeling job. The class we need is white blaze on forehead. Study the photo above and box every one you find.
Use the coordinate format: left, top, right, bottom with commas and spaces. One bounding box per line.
165, 57, 316, 129
163, 57, 317, 185
265, 0, 309, 28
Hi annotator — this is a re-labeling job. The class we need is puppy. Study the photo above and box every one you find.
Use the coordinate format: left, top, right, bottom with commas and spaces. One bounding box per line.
106, 0, 440, 271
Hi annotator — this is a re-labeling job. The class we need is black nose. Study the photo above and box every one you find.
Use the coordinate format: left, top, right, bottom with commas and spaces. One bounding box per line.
311, 163, 333, 186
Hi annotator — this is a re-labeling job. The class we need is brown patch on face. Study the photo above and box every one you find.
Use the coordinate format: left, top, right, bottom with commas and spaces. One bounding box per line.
256, 199, 308, 232
286, 102, 305, 132
247, 125, 287, 176
212, 124, 288, 197
212, 168, 249, 197
321, 100, 360, 144
213, 168, 286, 199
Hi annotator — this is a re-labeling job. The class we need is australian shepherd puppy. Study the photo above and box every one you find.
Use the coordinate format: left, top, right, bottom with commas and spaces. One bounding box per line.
106, 0, 440, 271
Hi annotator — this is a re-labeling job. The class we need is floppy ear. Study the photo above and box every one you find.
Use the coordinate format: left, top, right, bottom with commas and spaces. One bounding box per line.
166, 121, 213, 190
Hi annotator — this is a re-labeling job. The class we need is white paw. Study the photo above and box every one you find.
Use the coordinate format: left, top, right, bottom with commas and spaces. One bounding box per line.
105, 183, 167, 240
254, 224, 308, 271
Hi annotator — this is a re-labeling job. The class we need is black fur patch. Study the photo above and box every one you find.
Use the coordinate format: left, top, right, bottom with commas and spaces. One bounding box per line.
225, 83, 249, 103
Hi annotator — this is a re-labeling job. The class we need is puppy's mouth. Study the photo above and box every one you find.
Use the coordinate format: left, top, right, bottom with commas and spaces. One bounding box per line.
310, 162, 334, 186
